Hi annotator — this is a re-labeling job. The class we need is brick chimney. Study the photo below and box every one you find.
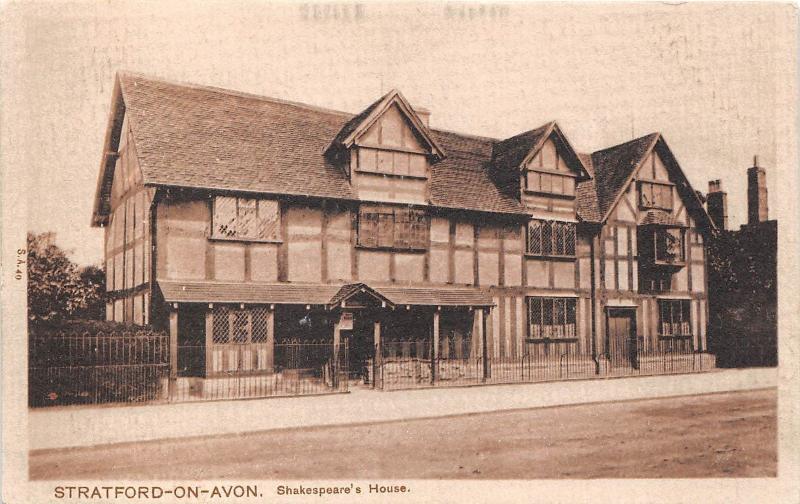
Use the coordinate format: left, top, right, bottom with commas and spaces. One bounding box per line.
706, 179, 727, 230
415, 107, 431, 128
747, 155, 769, 224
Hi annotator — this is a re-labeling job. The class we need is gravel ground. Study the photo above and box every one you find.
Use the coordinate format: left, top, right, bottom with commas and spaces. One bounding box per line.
30, 388, 776, 479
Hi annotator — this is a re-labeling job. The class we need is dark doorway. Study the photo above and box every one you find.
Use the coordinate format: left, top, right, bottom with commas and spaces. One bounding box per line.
343, 312, 376, 382
607, 308, 638, 369
177, 304, 206, 377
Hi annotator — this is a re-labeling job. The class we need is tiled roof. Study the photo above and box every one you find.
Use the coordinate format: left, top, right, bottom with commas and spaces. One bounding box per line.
591, 133, 660, 219
491, 122, 554, 173
375, 285, 494, 307
159, 280, 342, 305
429, 129, 525, 214
99, 74, 706, 229
576, 179, 602, 223
119, 73, 356, 201
116, 73, 524, 216
577, 153, 594, 177
158, 280, 495, 307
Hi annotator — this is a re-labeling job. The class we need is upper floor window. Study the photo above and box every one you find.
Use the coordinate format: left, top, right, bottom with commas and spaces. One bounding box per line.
524, 140, 576, 197
527, 219, 576, 258
527, 297, 577, 339
658, 299, 692, 337
525, 171, 576, 197
212, 196, 281, 242
654, 227, 685, 264
357, 205, 428, 250
357, 147, 427, 178
638, 181, 673, 210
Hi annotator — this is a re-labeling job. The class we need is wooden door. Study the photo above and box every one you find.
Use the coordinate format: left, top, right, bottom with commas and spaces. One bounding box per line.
607, 309, 638, 368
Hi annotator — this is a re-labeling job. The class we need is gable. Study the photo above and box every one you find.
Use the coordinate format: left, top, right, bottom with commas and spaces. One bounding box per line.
329, 89, 445, 160
637, 150, 671, 182
526, 135, 583, 175
357, 103, 427, 153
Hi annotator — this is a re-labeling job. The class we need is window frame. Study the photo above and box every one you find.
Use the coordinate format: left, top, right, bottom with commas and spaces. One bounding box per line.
638, 180, 674, 211
357, 205, 429, 252
211, 196, 282, 243
526, 219, 577, 259
653, 226, 686, 265
657, 299, 692, 338
526, 296, 578, 341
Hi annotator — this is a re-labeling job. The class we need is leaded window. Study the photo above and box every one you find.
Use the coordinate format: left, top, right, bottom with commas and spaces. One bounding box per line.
357, 205, 428, 250
527, 220, 576, 257
212, 196, 281, 241
212, 305, 271, 344
659, 299, 692, 337
527, 297, 577, 339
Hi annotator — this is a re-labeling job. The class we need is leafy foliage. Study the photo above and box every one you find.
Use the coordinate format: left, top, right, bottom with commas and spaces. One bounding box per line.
27, 232, 106, 322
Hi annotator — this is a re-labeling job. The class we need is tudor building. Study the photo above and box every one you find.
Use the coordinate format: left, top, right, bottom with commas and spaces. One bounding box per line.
91, 73, 715, 384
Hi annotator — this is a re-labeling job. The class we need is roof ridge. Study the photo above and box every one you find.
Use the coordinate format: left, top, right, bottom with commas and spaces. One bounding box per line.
118, 70, 356, 119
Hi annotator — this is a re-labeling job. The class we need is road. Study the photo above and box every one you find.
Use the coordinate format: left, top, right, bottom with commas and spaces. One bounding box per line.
30, 388, 776, 479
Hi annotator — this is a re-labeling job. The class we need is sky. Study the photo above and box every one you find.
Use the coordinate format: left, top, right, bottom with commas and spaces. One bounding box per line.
5, 1, 795, 266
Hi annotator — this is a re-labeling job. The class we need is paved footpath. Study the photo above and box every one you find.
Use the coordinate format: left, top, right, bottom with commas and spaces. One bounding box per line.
29, 368, 776, 451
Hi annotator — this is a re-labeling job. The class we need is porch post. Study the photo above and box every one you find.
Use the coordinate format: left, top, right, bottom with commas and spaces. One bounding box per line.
333, 319, 341, 386
482, 308, 489, 381
475, 308, 487, 382
373, 319, 381, 389
431, 308, 440, 384
266, 305, 275, 371
169, 303, 178, 397
204, 304, 213, 377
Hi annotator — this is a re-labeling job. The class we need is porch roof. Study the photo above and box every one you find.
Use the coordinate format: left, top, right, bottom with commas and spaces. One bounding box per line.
157, 280, 495, 307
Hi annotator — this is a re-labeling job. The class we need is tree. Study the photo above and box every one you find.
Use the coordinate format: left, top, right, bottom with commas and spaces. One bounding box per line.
27, 232, 105, 322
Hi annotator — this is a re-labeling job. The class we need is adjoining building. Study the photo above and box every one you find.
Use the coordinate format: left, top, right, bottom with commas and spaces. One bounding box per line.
706, 158, 777, 367
90, 73, 716, 392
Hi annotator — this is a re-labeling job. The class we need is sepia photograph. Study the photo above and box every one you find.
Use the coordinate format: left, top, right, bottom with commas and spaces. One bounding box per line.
1, 1, 797, 503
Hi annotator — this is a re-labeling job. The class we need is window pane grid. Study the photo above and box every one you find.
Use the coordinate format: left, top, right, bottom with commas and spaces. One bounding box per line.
659, 300, 692, 336
527, 297, 577, 340
527, 220, 576, 257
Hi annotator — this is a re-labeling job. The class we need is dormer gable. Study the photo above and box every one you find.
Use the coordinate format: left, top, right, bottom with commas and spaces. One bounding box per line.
491, 122, 590, 202
326, 89, 446, 163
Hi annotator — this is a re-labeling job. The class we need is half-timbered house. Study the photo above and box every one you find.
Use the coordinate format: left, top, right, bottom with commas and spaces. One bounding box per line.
91, 73, 715, 394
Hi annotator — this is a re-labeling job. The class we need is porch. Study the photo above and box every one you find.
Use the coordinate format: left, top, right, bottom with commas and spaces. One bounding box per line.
159, 280, 495, 401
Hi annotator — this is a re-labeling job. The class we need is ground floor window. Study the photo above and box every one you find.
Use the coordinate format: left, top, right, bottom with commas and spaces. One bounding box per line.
527, 297, 577, 339
212, 305, 271, 344
659, 299, 692, 336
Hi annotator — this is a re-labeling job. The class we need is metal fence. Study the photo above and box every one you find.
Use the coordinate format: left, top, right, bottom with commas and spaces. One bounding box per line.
375, 335, 715, 390
28, 331, 170, 407
169, 339, 348, 402
29, 333, 348, 407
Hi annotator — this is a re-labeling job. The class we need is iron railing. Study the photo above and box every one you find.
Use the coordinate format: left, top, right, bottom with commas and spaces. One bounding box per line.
28, 332, 170, 407
169, 339, 348, 402
29, 333, 348, 407
375, 335, 715, 390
